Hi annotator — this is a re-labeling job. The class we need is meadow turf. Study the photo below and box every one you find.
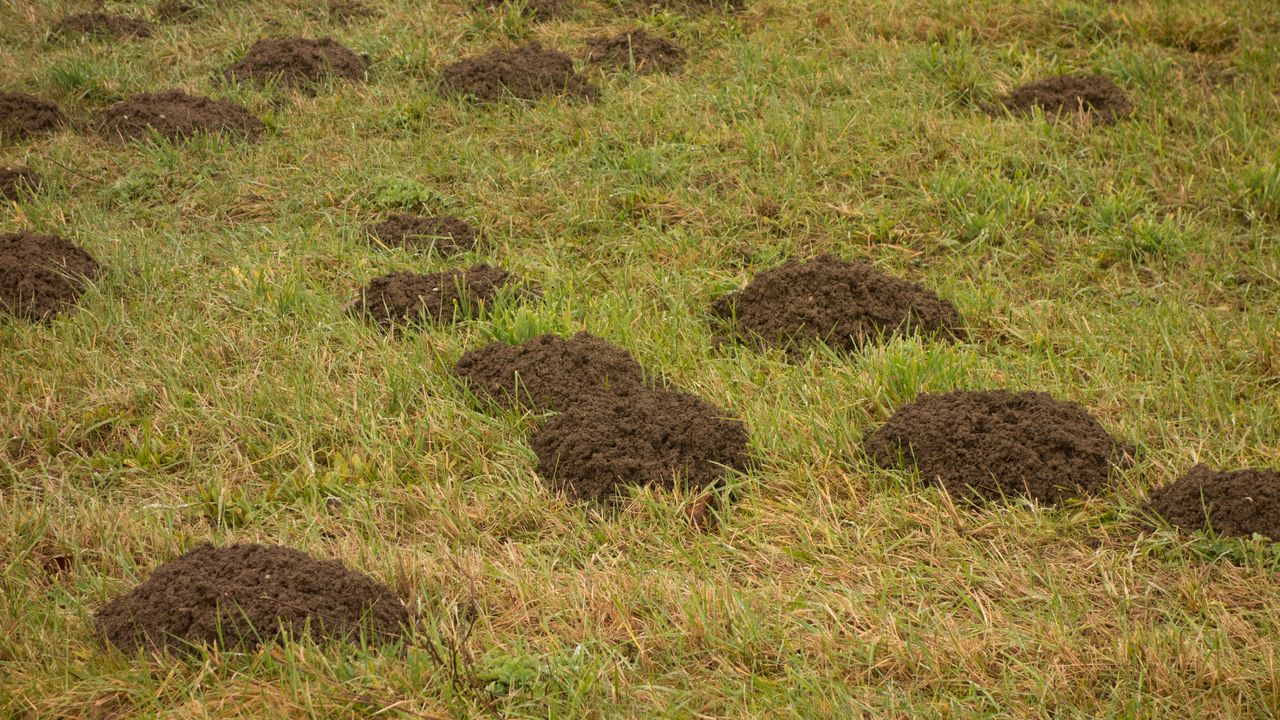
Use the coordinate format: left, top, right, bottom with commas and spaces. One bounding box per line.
3, 0, 1280, 717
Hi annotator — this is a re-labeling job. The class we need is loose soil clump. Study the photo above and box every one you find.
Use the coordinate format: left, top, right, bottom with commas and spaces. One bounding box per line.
453, 332, 645, 412
328, 0, 380, 22
349, 265, 531, 328
52, 12, 154, 38
587, 28, 686, 74
97, 90, 264, 141
440, 42, 600, 102
1, 231, 101, 321
367, 213, 478, 255
865, 390, 1131, 505
1147, 466, 1280, 540
532, 385, 749, 502
227, 38, 369, 87
994, 74, 1133, 124
713, 255, 964, 353
0, 92, 63, 141
96, 543, 409, 654
478, 0, 573, 21
1, 166, 42, 200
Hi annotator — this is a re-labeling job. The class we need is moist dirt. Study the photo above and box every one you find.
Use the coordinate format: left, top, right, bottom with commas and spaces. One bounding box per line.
993, 74, 1133, 124
228, 37, 369, 87
0, 92, 63, 141
97, 90, 264, 141
367, 213, 478, 255
865, 389, 1131, 505
349, 265, 531, 328
1, 166, 41, 200
587, 28, 686, 74
1147, 466, 1280, 540
452, 332, 646, 413
439, 42, 600, 102
478, 0, 573, 21
52, 12, 154, 38
712, 254, 964, 353
96, 543, 409, 654
0, 231, 101, 321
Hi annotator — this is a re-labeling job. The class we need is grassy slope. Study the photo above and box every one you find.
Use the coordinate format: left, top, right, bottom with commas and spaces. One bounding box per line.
2, 0, 1279, 717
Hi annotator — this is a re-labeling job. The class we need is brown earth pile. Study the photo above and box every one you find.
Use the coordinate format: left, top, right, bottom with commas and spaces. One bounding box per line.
531, 385, 749, 502
478, 0, 573, 21
349, 265, 532, 328
329, 0, 379, 22
994, 74, 1133, 124
0, 92, 63, 141
713, 255, 964, 352
97, 90, 264, 141
228, 37, 369, 87
1, 231, 102, 321
439, 42, 600, 102
367, 213, 478, 255
1147, 466, 1280, 540
452, 332, 646, 412
96, 544, 409, 654
865, 389, 1131, 505
587, 28, 686, 74
52, 12, 154, 38
1, 166, 42, 200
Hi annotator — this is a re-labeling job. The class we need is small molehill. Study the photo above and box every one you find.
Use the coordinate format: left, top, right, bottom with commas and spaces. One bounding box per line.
453, 332, 646, 412
329, 0, 379, 22
0, 92, 63, 141
587, 28, 686, 74
1, 231, 101, 321
440, 42, 600, 102
478, 0, 573, 21
52, 12, 154, 38
97, 544, 409, 654
532, 385, 749, 503
367, 213, 478, 255
994, 74, 1132, 124
155, 0, 202, 21
349, 265, 531, 328
1147, 466, 1280, 540
97, 90, 264, 141
228, 37, 369, 87
866, 390, 1131, 505
713, 255, 964, 353
1, 166, 42, 200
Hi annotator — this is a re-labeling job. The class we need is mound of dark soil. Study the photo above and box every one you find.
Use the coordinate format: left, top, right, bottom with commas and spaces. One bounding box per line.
1, 166, 41, 200
994, 74, 1132, 124
1147, 466, 1280, 540
0, 92, 63, 141
453, 332, 646, 412
97, 90, 264, 141
532, 385, 749, 502
52, 12, 154, 38
587, 28, 686, 74
349, 265, 531, 328
329, 0, 379, 22
228, 38, 369, 87
865, 390, 1130, 505
440, 42, 600, 102
155, 0, 202, 21
1, 231, 101, 321
713, 255, 964, 353
367, 213, 478, 255
478, 0, 572, 21
96, 543, 409, 654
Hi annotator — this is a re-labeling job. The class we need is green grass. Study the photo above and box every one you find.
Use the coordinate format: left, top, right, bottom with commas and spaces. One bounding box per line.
3, 0, 1279, 717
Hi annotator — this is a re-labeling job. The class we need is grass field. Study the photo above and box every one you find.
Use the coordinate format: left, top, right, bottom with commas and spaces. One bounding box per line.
3, 0, 1280, 717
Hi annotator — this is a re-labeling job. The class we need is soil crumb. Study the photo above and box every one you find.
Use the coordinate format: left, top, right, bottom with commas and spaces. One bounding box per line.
478, 0, 573, 21
1, 166, 42, 200
1, 231, 102, 321
367, 213, 478, 255
329, 0, 380, 22
97, 90, 264, 141
52, 12, 154, 38
994, 74, 1133, 124
349, 265, 531, 328
532, 385, 749, 502
0, 92, 64, 141
712, 255, 964, 353
440, 42, 600, 102
1147, 466, 1280, 540
865, 389, 1130, 505
228, 37, 369, 87
96, 543, 409, 654
587, 28, 686, 74
453, 332, 645, 412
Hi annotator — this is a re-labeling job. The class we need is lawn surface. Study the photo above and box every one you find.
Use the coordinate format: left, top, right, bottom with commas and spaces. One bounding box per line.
3, 0, 1279, 717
